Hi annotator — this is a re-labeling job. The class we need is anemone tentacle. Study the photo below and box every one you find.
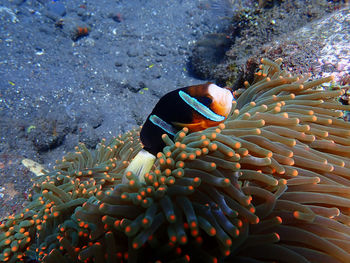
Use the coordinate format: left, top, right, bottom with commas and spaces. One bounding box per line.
1, 58, 350, 262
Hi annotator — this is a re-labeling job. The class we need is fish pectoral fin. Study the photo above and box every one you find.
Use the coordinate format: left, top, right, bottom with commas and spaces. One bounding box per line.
150, 114, 178, 136
122, 149, 156, 185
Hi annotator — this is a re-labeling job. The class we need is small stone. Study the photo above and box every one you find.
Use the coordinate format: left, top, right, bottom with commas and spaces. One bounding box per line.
127, 49, 139, 57
108, 12, 123, 22
115, 61, 123, 67
156, 51, 167, 56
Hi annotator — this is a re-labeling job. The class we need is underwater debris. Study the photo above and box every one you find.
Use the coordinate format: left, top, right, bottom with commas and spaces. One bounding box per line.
21, 159, 47, 177
1, 58, 350, 262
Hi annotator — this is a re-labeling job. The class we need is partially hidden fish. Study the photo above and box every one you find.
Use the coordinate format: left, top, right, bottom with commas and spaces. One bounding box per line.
124, 82, 234, 184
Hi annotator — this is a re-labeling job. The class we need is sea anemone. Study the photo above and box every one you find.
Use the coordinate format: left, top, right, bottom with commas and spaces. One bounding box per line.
1, 58, 350, 263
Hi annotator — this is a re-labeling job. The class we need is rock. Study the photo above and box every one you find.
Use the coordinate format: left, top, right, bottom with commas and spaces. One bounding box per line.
256, 8, 350, 83
199, 5, 349, 89
156, 50, 167, 56
118, 81, 145, 93
45, 1, 66, 21
192, 0, 340, 88
114, 61, 123, 67
108, 12, 123, 22
127, 49, 139, 57
76, 123, 100, 149
189, 33, 232, 80
58, 16, 90, 41
27, 119, 67, 152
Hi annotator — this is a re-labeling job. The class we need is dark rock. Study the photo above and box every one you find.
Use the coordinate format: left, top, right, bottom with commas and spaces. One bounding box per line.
127, 49, 139, 57
124, 83, 139, 93
138, 81, 146, 90
76, 123, 100, 149
108, 12, 123, 22
127, 63, 135, 69
119, 81, 144, 93
114, 61, 123, 67
203, 0, 339, 88
57, 16, 90, 41
189, 33, 232, 80
27, 119, 67, 152
156, 50, 167, 56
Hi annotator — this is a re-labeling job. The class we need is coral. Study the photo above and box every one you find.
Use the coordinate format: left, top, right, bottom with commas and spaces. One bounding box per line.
1, 58, 350, 262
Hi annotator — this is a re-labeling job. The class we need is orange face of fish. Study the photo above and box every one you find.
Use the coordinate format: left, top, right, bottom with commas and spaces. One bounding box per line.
181, 83, 233, 132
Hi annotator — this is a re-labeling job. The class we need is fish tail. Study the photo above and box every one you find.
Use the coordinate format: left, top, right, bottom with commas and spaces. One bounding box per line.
122, 149, 156, 184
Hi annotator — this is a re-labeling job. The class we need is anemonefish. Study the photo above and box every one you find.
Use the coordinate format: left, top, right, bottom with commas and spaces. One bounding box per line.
123, 82, 234, 184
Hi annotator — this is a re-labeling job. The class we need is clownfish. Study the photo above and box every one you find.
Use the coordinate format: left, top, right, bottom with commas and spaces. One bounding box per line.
123, 82, 234, 184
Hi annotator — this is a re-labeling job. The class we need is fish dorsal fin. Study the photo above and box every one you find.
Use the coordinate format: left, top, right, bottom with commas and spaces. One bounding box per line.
178, 90, 225, 122
149, 114, 179, 136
